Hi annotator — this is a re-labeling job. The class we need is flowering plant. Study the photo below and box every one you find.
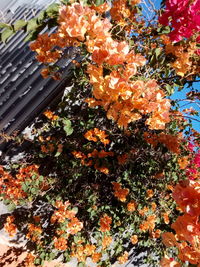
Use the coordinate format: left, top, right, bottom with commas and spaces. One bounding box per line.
0, 0, 200, 266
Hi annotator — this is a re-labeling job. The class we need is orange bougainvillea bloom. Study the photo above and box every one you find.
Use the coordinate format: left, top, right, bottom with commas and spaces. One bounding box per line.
54, 236, 68, 250
43, 110, 58, 120
163, 212, 170, 224
151, 229, 161, 239
24, 253, 35, 267
67, 217, 83, 235
138, 206, 148, 216
102, 235, 112, 249
146, 189, 154, 198
151, 202, 157, 211
117, 251, 129, 264
130, 235, 138, 244
160, 256, 181, 267
178, 156, 189, 169
4, 216, 17, 237
112, 182, 129, 202
100, 214, 112, 232
162, 232, 178, 247
127, 200, 137, 212
92, 252, 102, 263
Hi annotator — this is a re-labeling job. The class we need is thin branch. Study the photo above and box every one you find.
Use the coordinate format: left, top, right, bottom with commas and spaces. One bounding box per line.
172, 114, 200, 123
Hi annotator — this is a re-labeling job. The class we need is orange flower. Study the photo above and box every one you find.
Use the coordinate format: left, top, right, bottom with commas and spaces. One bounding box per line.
67, 217, 83, 235
163, 212, 170, 224
43, 110, 58, 120
84, 244, 96, 256
162, 232, 178, 247
160, 256, 181, 267
130, 235, 138, 244
41, 68, 49, 78
178, 156, 189, 169
112, 182, 129, 202
127, 201, 137, 212
146, 189, 154, 198
151, 229, 161, 239
92, 252, 102, 263
117, 251, 129, 264
102, 235, 112, 249
139, 221, 149, 232
151, 202, 157, 211
100, 214, 112, 232
138, 206, 148, 216
4, 216, 17, 237
54, 236, 68, 250
24, 253, 35, 267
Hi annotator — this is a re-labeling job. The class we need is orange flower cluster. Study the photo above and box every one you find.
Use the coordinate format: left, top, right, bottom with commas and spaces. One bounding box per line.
112, 182, 129, 202
24, 253, 35, 267
99, 214, 112, 232
72, 149, 114, 174
86, 65, 171, 130
138, 206, 149, 216
151, 229, 161, 239
71, 243, 97, 263
51, 200, 83, 235
4, 216, 17, 237
178, 156, 189, 169
130, 235, 138, 244
160, 255, 180, 267
84, 128, 110, 145
110, 0, 131, 26
0, 165, 39, 203
163, 212, 170, 224
54, 236, 68, 250
163, 36, 198, 77
26, 223, 42, 243
29, 33, 64, 63
117, 251, 129, 264
43, 110, 59, 121
146, 189, 154, 199
30, 2, 171, 132
51, 200, 74, 223
162, 178, 200, 265
144, 132, 181, 154
139, 215, 156, 232
172, 180, 200, 216
102, 235, 112, 249
127, 200, 137, 212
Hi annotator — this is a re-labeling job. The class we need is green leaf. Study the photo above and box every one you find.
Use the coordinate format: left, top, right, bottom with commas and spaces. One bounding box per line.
22, 183, 28, 192
154, 48, 161, 59
37, 10, 46, 23
26, 18, 38, 32
95, 0, 104, 6
0, 22, 10, 29
165, 84, 174, 95
46, 3, 59, 17
14, 20, 27, 31
55, 151, 61, 157
63, 119, 73, 136
1, 28, 14, 43
8, 203, 16, 211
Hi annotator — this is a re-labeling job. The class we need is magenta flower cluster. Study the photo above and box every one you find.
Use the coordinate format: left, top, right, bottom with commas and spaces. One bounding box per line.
159, 0, 200, 42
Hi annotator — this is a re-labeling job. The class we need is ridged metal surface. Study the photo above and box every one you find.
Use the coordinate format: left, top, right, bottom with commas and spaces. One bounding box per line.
0, 1, 76, 151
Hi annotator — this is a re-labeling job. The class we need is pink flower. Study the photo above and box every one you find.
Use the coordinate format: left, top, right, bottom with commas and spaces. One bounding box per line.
159, 0, 200, 42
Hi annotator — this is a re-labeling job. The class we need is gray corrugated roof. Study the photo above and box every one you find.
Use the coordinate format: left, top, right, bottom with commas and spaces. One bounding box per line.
0, 2, 77, 151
